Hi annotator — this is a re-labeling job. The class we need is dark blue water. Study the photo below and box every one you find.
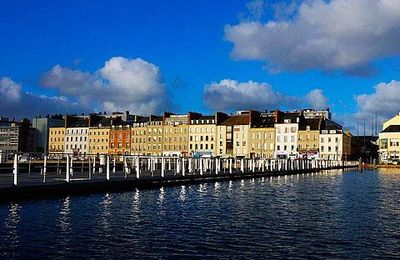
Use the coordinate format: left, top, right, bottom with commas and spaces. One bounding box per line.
1, 169, 400, 258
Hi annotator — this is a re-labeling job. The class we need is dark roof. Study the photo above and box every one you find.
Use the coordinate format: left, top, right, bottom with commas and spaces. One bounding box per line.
277, 112, 302, 123
382, 125, 400, 133
251, 116, 275, 128
220, 115, 249, 126
69, 118, 88, 127
299, 119, 321, 131
324, 124, 342, 131
91, 117, 112, 127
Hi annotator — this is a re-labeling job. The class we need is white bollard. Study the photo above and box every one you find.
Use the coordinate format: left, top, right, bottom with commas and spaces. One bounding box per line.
43, 155, 47, 176
136, 157, 140, 179
161, 157, 165, 178
113, 158, 116, 174
106, 155, 110, 181
229, 158, 232, 174
241, 159, 244, 173
182, 158, 185, 177
88, 156, 92, 179
13, 154, 18, 186
66, 155, 70, 182
200, 158, 203, 175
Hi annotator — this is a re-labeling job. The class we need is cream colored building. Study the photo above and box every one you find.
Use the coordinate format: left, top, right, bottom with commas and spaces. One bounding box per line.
319, 126, 352, 160
216, 112, 250, 157
298, 118, 323, 159
162, 113, 190, 156
248, 112, 276, 158
139, 116, 164, 156
131, 117, 151, 155
378, 113, 400, 162
48, 126, 65, 154
189, 115, 216, 157
89, 127, 110, 155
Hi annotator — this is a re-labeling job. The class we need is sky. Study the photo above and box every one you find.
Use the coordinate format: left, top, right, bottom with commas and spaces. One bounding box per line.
0, 0, 400, 133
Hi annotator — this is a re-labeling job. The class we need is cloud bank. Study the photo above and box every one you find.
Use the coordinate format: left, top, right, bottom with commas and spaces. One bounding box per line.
41, 57, 170, 115
0, 77, 82, 119
225, 0, 400, 75
204, 79, 328, 111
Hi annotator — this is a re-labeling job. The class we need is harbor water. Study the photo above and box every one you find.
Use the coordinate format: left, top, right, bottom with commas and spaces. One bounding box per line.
1, 168, 400, 258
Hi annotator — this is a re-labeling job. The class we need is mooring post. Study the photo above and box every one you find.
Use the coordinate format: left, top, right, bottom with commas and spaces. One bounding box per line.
93, 156, 96, 174
113, 157, 116, 174
106, 155, 110, 181
215, 158, 218, 175
161, 157, 165, 177
43, 155, 47, 183
66, 155, 70, 183
57, 156, 60, 174
70, 157, 74, 176
229, 158, 232, 174
13, 153, 18, 186
241, 159, 244, 173
188, 158, 192, 173
200, 158, 203, 175
182, 158, 185, 177
136, 156, 140, 179
43, 155, 47, 175
88, 156, 92, 180
28, 155, 32, 174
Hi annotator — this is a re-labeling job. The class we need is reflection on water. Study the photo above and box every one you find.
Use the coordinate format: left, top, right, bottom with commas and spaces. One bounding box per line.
179, 185, 186, 202
4, 203, 21, 252
0, 169, 400, 258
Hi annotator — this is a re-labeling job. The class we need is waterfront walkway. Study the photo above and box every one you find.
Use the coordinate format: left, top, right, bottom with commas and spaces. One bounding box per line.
0, 154, 358, 202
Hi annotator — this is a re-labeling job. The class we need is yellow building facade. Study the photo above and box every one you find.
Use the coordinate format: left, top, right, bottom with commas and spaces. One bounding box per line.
89, 127, 110, 155
48, 127, 65, 153
248, 128, 275, 158
189, 115, 216, 157
379, 113, 400, 162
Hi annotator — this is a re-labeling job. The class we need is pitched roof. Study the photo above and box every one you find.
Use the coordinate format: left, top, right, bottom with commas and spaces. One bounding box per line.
382, 125, 400, 133
251, 116, 275, 128
220, 115, 249, 126
299, 118, 322, 131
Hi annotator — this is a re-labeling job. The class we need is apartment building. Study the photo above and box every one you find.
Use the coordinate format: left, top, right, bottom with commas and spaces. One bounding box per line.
378, 112, 400, 162
0, 118, 35, 156
131, 116, 150, 155
275, 112, 302, 159
298, 118, 324, 159
189, 115, 216, 157
88, 117, 111, 155
64, 116, 89, 155
109, 123, 131, 156
48, 125, 65, 154
32, 115, 64, 153
162, 113, 190, 156
319, 125, 352, 160
217, 112, 250, 157
248, 111, 276, 159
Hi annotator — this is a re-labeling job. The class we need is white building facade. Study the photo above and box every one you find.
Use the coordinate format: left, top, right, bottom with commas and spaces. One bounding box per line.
64, 127, 90, 155
275, 121, 299, 159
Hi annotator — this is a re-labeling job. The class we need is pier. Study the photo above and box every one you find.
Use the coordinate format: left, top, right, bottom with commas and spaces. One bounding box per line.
0, 153, 358, 202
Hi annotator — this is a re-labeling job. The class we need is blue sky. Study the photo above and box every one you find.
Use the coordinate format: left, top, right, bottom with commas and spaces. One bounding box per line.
1, 0, 400, 130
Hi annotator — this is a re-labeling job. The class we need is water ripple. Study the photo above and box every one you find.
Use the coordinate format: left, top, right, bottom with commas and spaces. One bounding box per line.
1, 169, 400, 258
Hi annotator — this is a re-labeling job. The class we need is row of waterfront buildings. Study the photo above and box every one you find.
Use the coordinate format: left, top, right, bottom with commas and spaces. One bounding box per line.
3, 108, 383, 161
41, 109, 357, 160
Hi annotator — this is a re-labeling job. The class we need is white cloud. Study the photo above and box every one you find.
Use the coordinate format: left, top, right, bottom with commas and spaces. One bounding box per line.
0, 77, 21, 101
0, 77, 83, 118
305, 89, 328, 110
225, 0, 400, 75
41, 56, 170, 115
203, 79, 328, 111
355, 80, 400, 119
